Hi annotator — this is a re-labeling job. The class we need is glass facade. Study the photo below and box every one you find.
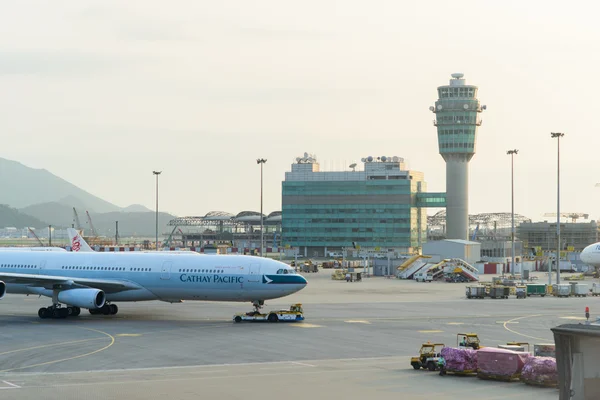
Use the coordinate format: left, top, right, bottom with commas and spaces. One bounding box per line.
281, 162, 446, 254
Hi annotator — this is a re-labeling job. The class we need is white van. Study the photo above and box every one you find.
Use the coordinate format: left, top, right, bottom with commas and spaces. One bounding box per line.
414, 272, 433, 282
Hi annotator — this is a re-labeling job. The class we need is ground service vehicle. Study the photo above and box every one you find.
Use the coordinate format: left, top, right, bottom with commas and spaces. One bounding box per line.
414, 272, 433, 282
457, 333, 481, 350
410, 342, 445, 370
233, 304, 304, 323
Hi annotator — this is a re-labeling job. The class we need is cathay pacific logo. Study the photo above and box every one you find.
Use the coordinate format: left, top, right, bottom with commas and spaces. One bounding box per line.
263, 275, 273, 284
72, 235, 81, 252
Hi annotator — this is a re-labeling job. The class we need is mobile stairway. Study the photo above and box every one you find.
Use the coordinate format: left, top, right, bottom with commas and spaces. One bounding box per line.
397, 255, 431, 279
444, 258, 479, 282
426, 260, 448, 281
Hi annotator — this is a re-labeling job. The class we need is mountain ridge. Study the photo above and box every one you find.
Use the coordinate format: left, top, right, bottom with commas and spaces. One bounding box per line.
0, 157, 121, 212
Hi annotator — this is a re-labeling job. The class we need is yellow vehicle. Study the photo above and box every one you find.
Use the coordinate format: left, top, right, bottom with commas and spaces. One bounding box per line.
457, 333, 482, 350
410, 342, 445, 370
233, 304, 304, 323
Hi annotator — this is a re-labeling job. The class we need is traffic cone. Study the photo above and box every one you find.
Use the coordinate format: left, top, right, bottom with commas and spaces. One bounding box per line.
585, 306, 590, 323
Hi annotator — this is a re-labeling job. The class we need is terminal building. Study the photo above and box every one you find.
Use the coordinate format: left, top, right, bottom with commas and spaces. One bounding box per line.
517, 220, 599, 252
281, 153, 446, 257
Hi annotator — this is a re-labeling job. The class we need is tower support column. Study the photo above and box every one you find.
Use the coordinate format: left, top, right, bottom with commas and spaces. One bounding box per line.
445, 157, 469, 240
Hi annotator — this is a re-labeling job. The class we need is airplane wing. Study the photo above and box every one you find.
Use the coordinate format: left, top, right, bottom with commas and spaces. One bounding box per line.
0, 272, 141, 294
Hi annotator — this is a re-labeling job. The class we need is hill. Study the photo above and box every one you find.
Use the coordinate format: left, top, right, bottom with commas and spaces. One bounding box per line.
122, 204, 153, 213
0, 204, 48, 229
0, 157, 121, 212
85, 211, 177, 237
19, 203, 176, 236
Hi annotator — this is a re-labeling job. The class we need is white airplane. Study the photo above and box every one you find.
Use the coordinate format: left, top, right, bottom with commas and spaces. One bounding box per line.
580, 242, 600, 266
66, 228, 196, 254
67, 228, 93, 252
0, 234, 307, 319
0, 247, 66, 252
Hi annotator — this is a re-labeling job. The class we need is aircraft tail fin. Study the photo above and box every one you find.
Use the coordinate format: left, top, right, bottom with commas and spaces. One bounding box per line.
67, 228, 94, 252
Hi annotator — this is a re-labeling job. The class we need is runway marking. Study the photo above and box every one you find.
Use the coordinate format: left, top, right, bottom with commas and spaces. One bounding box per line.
496, 321, 519, 324
0, 338, 104, 356
502, 315, 549, 341
446, 322, 464, 325
560, 316, 586, 320
0, 356, 407, 377
0, 381, 20, 390
291, 361, 316, 367
290, 323, 322, 328
0, 327, 116, 373
116, 334, 142, 337
345, 320, 371, 324
418, 330, 443, 333
10, 367, 379, 390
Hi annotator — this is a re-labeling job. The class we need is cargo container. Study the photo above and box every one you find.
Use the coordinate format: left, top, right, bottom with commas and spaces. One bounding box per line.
476, 347, 530, 381
554, 284, 571, 298
498, 344, 526, 352
488, 286, 509, 299
526, 284, 547, 297
572, 283, 588, 297
533, 344, 555, 358
592, 283, 600, 296
466, 285, 486, 299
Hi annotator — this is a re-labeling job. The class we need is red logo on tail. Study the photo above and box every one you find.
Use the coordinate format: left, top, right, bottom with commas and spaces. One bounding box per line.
72, 235, 82, 252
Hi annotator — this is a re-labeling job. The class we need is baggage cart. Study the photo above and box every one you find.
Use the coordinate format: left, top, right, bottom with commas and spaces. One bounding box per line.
554, 284, 571, 298
466, 285, 486, 299
488, 286, 509, 299
526, 284, 546, 297
572, 283, 588, 297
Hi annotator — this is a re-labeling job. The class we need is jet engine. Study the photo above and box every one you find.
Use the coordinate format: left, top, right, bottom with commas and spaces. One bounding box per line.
57, 288, 105, 309
0, 281, 5, 299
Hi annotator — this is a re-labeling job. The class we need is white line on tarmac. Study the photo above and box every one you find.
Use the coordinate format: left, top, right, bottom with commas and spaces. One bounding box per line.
0, 356, 405, 377
9, 367, 378, 390
0, 381, 20, 389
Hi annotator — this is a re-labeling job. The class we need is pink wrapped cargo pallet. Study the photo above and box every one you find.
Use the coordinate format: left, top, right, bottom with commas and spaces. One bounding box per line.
440, 347, 477, 374
477, 347, 530, 381
521, 356, 558, 388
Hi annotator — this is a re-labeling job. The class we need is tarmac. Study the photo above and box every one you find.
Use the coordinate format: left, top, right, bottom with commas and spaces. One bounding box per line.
0, 270, 584, 399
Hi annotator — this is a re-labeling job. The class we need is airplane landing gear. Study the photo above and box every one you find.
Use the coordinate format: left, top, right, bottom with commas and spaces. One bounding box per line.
38, 304, 81, 319
251, 300, 265, 313
89, 303, 119, 316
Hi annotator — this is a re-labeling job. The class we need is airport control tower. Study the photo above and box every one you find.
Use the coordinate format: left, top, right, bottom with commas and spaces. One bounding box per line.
430, 73, 486, 240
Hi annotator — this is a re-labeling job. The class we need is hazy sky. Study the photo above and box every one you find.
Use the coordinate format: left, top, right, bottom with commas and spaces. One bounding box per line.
1, 1, 599, 221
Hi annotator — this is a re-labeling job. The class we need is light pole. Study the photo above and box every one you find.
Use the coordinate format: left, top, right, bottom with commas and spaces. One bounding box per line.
153, 171, 162, 251
551, 132, 564, 284
256, 159, 267, 257
507, 149, 518, 280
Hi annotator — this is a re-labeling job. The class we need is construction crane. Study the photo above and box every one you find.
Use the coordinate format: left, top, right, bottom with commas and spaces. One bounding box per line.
543, 212, 589, 223
163, 227, 184, 248
86, 211, 98, 237
471, 223, 479, 241
28, 228, 45, 247
73, 207, 83, 235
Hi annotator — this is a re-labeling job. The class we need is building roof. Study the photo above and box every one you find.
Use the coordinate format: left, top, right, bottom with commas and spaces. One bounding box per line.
443, 239, 480, 245
552, 323, 600, 337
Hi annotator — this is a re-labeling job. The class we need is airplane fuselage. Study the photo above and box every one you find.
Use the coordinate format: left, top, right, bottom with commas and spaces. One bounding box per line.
0, 251, 306, 303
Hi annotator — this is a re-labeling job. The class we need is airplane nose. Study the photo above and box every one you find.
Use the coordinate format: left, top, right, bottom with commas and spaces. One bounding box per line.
298, 275, 307, 285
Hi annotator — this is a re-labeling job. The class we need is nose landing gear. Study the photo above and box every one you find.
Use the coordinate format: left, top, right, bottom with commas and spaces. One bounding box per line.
251, 300, 265, 313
